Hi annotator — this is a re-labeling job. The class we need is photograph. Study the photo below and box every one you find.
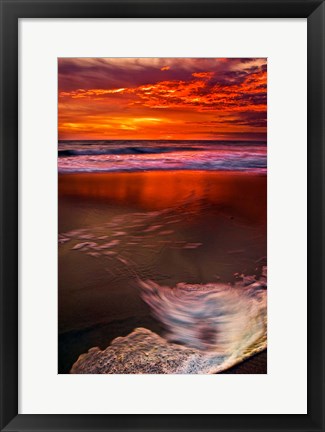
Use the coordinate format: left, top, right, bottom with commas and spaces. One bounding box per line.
58, 57, 267, 374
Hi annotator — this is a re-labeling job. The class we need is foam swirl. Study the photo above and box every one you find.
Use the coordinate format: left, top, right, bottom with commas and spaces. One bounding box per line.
71, 269, 266, 374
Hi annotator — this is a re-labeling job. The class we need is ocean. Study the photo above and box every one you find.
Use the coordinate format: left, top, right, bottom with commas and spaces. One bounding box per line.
58, 140, 267, 173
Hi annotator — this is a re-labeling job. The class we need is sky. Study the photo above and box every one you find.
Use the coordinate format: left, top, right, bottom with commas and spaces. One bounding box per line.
58, 58, 267, 141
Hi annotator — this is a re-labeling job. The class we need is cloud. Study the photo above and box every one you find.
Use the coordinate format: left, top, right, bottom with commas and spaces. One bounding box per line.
60, 64, 266, 112
58, 58, 267, 140
59, 58, 266, 91
186, 111, 267, 128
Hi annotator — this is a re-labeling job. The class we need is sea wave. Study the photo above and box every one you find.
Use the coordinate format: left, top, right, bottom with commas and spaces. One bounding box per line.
58, 151, 266, 173
58, 146, 197, 157
58, 140, 267, 173
70, 269, 267, 374
140, 274, 266, 355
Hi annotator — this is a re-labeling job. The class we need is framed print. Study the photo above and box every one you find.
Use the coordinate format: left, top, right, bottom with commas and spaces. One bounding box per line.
0, 0, 324, 431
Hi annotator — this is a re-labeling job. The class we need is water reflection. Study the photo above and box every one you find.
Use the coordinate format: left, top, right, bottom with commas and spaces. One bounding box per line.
59, 171, 266, 225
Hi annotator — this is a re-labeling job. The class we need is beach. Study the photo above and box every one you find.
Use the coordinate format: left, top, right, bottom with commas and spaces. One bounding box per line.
59, 170, 266, 374
58, 58, 267, 374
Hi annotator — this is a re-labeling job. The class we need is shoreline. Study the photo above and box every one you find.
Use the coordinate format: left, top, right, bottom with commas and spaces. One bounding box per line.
59, 169, 267, 374
59, 169, 267, 177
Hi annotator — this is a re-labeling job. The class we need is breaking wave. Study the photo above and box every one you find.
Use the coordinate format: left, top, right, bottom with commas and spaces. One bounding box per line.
70, 269, 267, 374
58, 140, 267, 173
140, 274, 266, 356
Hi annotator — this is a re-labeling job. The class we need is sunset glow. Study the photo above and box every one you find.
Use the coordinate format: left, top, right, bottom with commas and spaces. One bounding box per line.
58, 58, 267, 141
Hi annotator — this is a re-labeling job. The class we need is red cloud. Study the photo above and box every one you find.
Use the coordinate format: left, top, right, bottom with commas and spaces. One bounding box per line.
58, 58, 267, 140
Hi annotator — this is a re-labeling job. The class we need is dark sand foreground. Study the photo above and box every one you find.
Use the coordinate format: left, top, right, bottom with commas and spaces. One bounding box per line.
59, 171, 267, 374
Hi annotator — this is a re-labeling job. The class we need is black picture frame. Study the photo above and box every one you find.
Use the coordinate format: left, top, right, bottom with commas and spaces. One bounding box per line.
1, 0, 324, 431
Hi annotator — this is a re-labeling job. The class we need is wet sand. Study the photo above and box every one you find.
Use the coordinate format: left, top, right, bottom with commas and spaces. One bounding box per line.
58, 170, 266, 374
59, 170, 266, 223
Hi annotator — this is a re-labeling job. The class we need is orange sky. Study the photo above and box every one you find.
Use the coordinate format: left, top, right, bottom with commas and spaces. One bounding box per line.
58, 58, 267, 141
